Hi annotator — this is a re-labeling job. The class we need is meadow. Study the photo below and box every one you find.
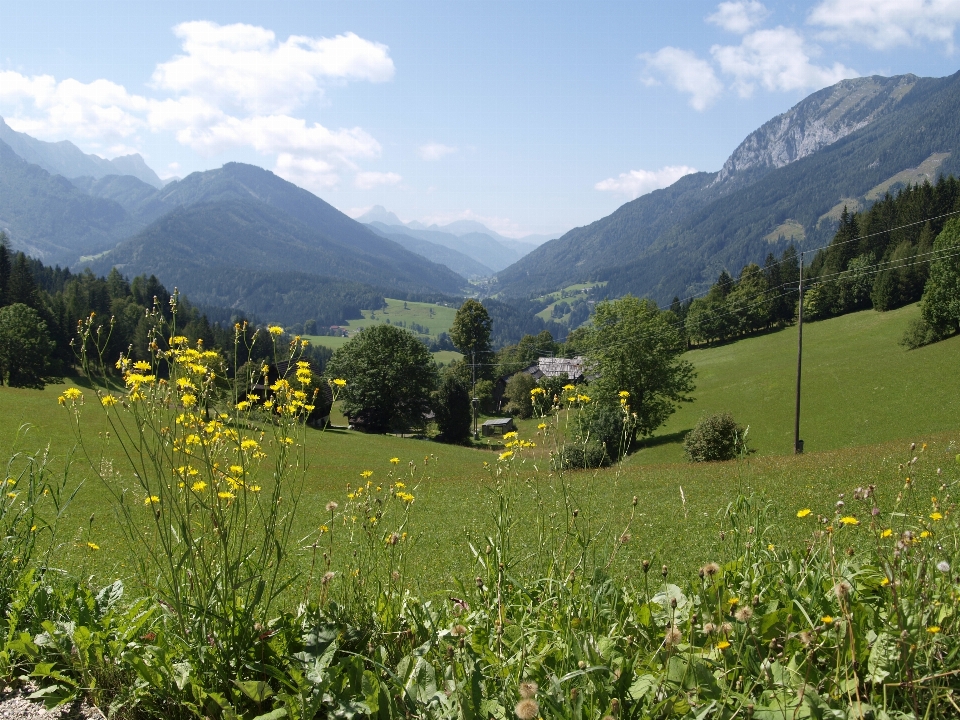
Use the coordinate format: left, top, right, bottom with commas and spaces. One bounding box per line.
3, 303, 956, 599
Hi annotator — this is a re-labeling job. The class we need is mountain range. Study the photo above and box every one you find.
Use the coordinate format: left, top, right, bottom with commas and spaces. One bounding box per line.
495, 71, 960, 303
3, 68, 960, 329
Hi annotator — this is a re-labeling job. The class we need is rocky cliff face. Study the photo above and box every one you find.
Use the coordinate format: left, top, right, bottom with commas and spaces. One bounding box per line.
714, 74, 918, 188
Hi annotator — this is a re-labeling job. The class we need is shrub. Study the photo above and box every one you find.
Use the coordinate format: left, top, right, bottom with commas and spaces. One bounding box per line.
503, 371, 536, 418
683, 412, 748, 462
554, 401, 634, 469
899, 316, 943, 350
433, 373, 471, 443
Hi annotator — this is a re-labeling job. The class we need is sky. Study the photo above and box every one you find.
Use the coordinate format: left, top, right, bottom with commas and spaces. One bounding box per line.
2, 1, 960, 239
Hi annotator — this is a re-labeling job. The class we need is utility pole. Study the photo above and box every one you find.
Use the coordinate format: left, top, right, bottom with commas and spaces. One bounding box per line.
794, 251, 804, 455
472, 349, 479, 440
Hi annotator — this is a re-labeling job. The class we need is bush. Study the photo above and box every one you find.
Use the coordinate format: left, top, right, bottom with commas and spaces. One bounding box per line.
555, 402, 634, 469
433, 374, 471, 443
683, 412, 748, 462
899, 316, 943, 350
503, 371, 536, 418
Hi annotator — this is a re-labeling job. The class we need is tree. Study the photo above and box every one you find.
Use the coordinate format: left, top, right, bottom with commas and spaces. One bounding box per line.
449, 299, 493, 381
503, 371, 537, 419
0, 234, 11, 307
7, 254, 39, 309
725, 263, 769, 334
584, 295, 695, 438
0, 303, 56, 388
325, 325, 438, 433
920, 218, 960, 337
433, 373, 471, 443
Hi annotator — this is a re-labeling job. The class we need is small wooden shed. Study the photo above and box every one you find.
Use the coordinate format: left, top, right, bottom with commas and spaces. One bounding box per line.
481, 417, 516, 437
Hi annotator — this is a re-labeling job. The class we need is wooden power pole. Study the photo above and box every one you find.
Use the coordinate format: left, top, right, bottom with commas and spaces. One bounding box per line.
794, 251, 804, 454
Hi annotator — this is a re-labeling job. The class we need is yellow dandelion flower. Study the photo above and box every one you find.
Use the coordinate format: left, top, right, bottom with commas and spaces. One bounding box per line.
821, 616, 834, 624
390, 457, 400, 464
191, 481, 207, 492
181, 393, 197, 408
930, 512, 943, 521
537, 423, 547, 430
796, 508, 812, 518
503, 431, 518, 439
728, 597, 739, 606
248, 485, 261, 492
562, 384, 575, 391
218, 491, 235, 500
619, 390, 630, 398
333, 378, 347, 387
927, 626, 941, 634
100, 395, 118, 407
881, 577, 890, 586
881, 528, 893, 538
395, 481, 405, 488
920, 530, 931, 539
86, 542, 100, 551
397, 491, 415, 504
361, 470, 373, 478
6, 492, 17, 499
716, 640, 731, 650
268, 325, 284, 336
839, 516, 859, 526
133, 360, 151, 371
144, 495, 160, 505
499, 450, 513, 461
235, 400, 251, 411
241, 439, 259, 451
319, 525, 329, 534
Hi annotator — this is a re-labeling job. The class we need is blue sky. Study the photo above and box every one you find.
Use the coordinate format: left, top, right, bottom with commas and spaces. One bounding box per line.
2, 1, 959, 238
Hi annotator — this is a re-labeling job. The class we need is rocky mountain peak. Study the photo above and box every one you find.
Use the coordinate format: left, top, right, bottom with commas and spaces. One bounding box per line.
714, 74, 918, 189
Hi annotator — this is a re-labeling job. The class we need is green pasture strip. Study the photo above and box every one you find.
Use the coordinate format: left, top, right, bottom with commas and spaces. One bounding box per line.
2, 377, 955, 607
340, 298, 458, 339
634, 303, 960, 464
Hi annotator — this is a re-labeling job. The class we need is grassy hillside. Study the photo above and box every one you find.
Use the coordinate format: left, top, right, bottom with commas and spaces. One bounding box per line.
633, 303, 960, 463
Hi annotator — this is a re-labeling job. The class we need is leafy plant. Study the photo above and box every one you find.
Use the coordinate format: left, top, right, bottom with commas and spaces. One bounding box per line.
683, 412, 749, 462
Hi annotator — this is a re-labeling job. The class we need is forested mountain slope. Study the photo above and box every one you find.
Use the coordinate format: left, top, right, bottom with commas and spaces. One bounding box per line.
495, 71, 956, 302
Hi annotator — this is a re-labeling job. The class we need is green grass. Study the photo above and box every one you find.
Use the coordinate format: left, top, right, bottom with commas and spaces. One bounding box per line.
632, 303, 960, 464
2, 303, 958, 601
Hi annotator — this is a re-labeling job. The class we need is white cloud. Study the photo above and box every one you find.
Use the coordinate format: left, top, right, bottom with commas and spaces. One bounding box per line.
809, 0, 960, 50
274, 154, 341, 192
711, 27, 857, 97
152, 21, 395, 114
418, 142, 457, 161
595, 166, 698, 199
0, 70, 147, 145
707, 1, 770, 33
354, 171, 402, 189
642, 48, 723, 111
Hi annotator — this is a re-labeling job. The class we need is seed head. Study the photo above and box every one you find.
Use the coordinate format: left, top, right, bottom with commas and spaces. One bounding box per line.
664, 626, 682, 647
833, 580, 852, 599
515, 699, 539, 720
702, 562, 721, 577
321, 571, 335, 586
937, 560, 950, 573
642, 560, 650, 573
720, 622, 733, 636
703, 622, 717, 635
519, 681, 538, 699
451, 624, 468, 637
326, 501, 338, 512
661, 564, 668, 578
735, 607, 753, 623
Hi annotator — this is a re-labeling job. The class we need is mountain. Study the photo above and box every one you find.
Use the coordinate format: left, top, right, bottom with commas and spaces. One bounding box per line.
0, 139, 141, 261
0, 116, 163, 187
495, 72, 949, 302
366, 222, 495, 278
84, 194, 468, 321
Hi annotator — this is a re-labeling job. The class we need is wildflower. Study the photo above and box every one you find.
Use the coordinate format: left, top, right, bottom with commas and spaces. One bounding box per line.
218, 491, 235, 500
386, 532, 400, 546
395, 481, 405, 488
499, 450, 513, 461
515, 699, 539, 720
930, 512, 943, 521
834, 581, 852, 599
397, 491, 415, 504
268, 325, 284, 336
519, 682, 538, 699
503, 431, 518, 439
703, 622, 717, 635
716, 640, 731, 650
881, 528, 892, 538
735, 607, 753, 623
562, 384, 575, 391
181, 393, 197, 408
701, 562, 720, 577
664, 626, 682, 647
191, 481, 207, 492
332, 378, 347, 387
727, 597, 739, 606
821, 616, 834, 625
144, 495, 160, 505
62, 387, 83, 401
133, 360, 151, 371
920, 530, 931, 539
361, 470, 373, 478
321, 571, 335, 585
839, 516, 859, 526
86, 542, 100, 551
537, 423, 547, 430
236, 400, 251, 411
100, 395, 118, 407
619, 390, 630, 398
319, 525, 329, 534
240, 439, 259, 451
937, 560, 950, 573
5, 492, 16, 499
390, 457, 400, 464
927, 626, 941, 634
326, 501, 338, 512
797, 508, 812, 518
248, 485, 261, 492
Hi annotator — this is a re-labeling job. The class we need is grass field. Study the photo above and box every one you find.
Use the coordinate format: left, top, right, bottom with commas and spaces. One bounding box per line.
302, 297, 462, 363
632, 303, 960, 464
2, 303, 957, 603
534, 282, 605, 322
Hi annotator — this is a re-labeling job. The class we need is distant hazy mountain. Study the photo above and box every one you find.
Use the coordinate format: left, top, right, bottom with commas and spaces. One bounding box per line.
0, 116, 163, 188
495, 71, 957, 302
366, 222, 495, 278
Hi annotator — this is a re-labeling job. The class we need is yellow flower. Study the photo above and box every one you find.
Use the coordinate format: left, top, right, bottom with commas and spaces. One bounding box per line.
920, 530, 931, 539
133, 360, 151, 371
821, 616, 834, 625
796, 508, 812, 518
619, 390, 630, 398
319, 525, 329, 534
236, 400, 251, 411
727, 597, 739, 606
361, 470, 373, 478
390, 457, 400, 464
6, 492, 17, 499
248, 485, 261, 492
537, 423, 547, 430
716, 640, 731, 650
86, 542, 100, 551
396, 492, 415, 504
100, 395, 118, 407
191, 481, 207, 492
395, 481, 405, 488
63, 388, 83, 401
499, 450, 513, 461
880, 577, 890, 586
927, 626, 941, 634
241, 439, 259, 451
839, 516, 859, 526
144, 495, 160, 505
176, 377, 196, 390
332, 378, 347, 387
881, 528, 893, 538
181, 393, 197, 408
503, 431, 518, 439
268, 325, 284, 336
218, 491, 235, 500
562, 384, 575, 391
930, 512, 943, 521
